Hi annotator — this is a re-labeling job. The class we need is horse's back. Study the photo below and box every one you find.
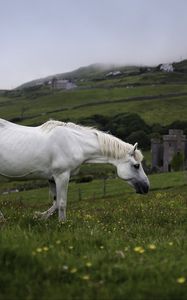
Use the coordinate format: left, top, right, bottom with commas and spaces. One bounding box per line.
0, 118, 12, 128
0, 119, 53, 179
0, 118, 28, 133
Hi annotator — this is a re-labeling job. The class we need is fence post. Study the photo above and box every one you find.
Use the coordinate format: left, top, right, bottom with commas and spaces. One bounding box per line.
78, 188, 82, 201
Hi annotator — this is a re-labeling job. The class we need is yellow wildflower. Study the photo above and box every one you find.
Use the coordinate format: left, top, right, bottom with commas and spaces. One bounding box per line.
43, 246, 49, 251
82, 275, 90, 280
56, 240, 61, 245
168, 242, 173, 246
139, 248, 145, 254
36, 247, 42, 253
177, 277, 186, 284
134, 246, 145, 254
70, 268, 77, 274
148, 244, 156, 250
86, 262, 92, 268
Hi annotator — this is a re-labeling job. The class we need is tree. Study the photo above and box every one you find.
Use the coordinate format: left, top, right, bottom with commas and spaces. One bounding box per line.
127, 130, 150, 150
171, 152, 184, 171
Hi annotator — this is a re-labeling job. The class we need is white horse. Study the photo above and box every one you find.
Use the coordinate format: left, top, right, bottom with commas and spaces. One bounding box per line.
0, 118, 149, 221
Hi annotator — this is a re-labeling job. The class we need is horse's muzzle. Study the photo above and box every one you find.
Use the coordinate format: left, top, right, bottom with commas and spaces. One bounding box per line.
134, 181, 149, 194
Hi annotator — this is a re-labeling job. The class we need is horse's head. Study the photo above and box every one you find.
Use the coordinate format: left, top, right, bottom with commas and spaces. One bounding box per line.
116, 143, 149, 194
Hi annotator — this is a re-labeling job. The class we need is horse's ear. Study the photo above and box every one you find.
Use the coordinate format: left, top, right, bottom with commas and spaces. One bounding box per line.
130, 142, 138, 156
133, 142, 138, 151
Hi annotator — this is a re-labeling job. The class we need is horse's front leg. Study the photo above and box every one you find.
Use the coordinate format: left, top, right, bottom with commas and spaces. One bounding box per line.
34, 179, 57, 220
54, 171, 70, 222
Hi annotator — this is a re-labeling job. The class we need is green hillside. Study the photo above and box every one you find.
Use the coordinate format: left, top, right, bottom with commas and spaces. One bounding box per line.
0, 60, 187, 128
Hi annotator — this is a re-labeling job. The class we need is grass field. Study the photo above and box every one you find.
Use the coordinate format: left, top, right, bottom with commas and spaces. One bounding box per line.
1, 79, 187, 127
0, 171, 187, 300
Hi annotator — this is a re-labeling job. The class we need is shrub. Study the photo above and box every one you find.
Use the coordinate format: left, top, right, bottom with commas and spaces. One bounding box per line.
76, 175, 94, 183
171, 152, 184, 171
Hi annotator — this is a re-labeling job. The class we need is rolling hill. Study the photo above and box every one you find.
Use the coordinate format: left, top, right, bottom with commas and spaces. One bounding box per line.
0, 59, 187, 129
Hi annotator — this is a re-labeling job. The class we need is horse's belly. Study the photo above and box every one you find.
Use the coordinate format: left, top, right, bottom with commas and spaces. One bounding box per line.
0, 167, 51, 181
0, 151, 52, 180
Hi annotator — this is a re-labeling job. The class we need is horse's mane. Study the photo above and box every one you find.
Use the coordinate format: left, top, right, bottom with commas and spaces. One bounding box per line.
40, 120, 143, 162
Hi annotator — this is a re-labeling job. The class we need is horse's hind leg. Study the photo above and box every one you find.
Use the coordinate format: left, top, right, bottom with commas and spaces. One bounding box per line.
34, 179, 57, 220
0, 210, 5, 222
54, 171, 70, 222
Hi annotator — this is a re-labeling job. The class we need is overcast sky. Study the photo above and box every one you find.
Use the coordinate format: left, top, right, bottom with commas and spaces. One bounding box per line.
1, 0, 187, 89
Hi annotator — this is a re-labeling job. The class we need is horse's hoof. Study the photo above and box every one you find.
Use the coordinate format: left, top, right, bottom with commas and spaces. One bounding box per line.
58, 219, 66, 223
0, 216, 6, 223
34, 211, 48, 220
34, 211, 44, 218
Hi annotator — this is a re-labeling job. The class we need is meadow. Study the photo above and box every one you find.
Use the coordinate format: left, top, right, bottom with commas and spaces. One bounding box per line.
1, 72, 187, 127
0, 171, 187, 300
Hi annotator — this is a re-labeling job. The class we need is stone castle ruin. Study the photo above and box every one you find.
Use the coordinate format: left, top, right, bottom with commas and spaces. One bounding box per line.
151, 129, 187, 172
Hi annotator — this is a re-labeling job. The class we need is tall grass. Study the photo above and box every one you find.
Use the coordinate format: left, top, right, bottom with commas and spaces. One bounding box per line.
0, 172, 187, 299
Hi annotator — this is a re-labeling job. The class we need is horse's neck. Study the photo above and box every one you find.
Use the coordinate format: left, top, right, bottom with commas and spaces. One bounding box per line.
79, 130, 115, 165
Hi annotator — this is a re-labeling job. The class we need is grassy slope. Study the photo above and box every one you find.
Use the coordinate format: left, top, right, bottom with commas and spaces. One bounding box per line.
0, 68, 187, 126
0, 172, 187, 300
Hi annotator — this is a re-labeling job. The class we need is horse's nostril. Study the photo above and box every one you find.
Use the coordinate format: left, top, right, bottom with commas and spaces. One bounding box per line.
134, 182, 149, 194
143, 185, 149, 193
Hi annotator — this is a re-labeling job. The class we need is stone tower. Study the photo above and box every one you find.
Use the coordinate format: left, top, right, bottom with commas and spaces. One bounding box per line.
151, 138, 163, 170
163, 129, 186, 172
151, 129, 187, 172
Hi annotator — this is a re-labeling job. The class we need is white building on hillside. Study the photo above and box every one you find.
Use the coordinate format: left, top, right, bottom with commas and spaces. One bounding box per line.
50, 78, 77, 90
160, 63, 174, 72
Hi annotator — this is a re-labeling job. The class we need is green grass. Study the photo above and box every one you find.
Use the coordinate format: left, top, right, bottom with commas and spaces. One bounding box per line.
1, 81, 187, 126
0, 171, 187, 300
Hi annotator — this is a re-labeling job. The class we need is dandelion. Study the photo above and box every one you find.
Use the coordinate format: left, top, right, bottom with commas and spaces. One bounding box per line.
177, 277, 186, 284
82, 275, 90, 281
86, 262, 92, 268
168, 242, 173, 246
148, 244, 156, 250
36, 247, 42, 253
134, 246, 141, 252
134, 246, 145, 254
56, 240, 61, 245
70, 268, 77, 274
43, 246, 49, 252
139, 248, 145, 254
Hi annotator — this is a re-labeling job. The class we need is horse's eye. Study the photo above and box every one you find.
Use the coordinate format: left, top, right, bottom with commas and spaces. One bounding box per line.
134, 164, 140, 170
